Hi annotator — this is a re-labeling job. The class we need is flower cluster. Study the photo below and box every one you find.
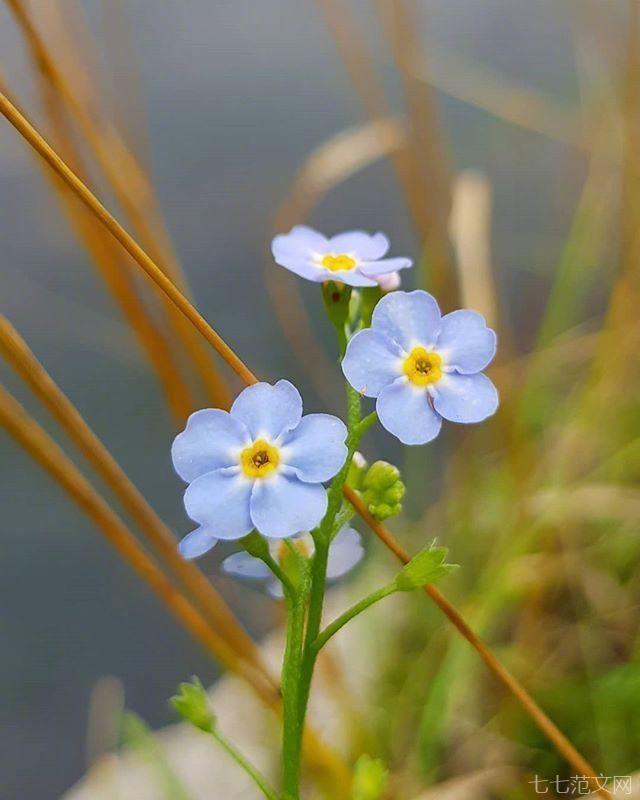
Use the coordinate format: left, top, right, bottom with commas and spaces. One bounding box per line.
171, 226, 498, 596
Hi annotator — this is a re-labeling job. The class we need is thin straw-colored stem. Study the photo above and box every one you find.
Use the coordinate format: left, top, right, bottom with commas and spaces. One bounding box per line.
316, 0, 445, 277
0, 384, 276, 707
0, 76, 194, 422
0, 91, 258, 388
0, 315, 268, 679
5, 0, 231, 408
0, 90, 609, 794
375, 0, 454, 298
342, 486, 611, 800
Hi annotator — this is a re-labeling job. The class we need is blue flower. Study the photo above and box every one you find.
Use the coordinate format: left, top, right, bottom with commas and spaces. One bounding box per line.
342, 290, 498, 445
271, 226, 412, 288
222, 526, 364, 597
172, 380, 347, 553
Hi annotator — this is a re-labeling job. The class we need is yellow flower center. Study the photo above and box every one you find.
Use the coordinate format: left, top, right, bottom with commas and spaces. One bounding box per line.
240, 439, 280, 479
321, 253, 357, 272
403, 346, 443, 386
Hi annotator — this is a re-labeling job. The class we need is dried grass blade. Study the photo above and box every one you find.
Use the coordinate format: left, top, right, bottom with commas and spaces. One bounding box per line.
5, 0, 231, 408
0, 383, 276, 706
0, 315, 270, 681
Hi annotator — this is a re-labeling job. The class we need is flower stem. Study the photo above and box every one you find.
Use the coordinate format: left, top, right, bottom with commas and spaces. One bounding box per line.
311, 583, 397, 653
281, 590, 307, 799
208, 727, 280, 800
282, 382, 369, 797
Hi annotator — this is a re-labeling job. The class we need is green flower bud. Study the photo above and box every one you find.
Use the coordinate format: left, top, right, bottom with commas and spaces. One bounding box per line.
346, 451, 368, 491
352, 754, 388, 800
170, 677, 215, 733
361, 460, 405, 521
394, 542, 457, 592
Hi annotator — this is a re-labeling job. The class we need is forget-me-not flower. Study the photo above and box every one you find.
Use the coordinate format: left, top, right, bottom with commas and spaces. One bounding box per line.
222, 526, 364, 597
172, 380, 347, 552
271, 226, 412, 288
342, 290, 498, 445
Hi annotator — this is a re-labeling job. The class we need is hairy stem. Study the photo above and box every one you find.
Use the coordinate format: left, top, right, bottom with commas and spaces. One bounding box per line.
281, 590, 308, 799
282, 383, 368, 796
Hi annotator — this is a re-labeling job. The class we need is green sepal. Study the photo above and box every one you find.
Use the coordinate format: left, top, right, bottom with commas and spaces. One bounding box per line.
351, 754, 388, 800
361, 460, 405, 521
170, 677, 215, 733
322, 281, 352, 329
394, 541, 458, 591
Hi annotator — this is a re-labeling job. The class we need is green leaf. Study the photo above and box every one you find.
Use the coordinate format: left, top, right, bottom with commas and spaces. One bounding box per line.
351, 754, 388, 800
394, 542, 458, 591
170, 677, 215, 733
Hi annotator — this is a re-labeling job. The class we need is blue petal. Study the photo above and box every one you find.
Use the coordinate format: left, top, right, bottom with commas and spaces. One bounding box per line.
222, 551, 271, 579
230, 380, 302, 440
377, 378, 442, 445
171, 409, 249, 483
432, 372, 499, 423
327, 230, 389, 260
272, 225, 329, 260
280, 414, 347, 482
372, 290, 441, 351
359, 257, 413, 277
266, 579, 285, 598
342, 329, 403, 398
436, 310, 497, 374
178, 527, 218, 560
329, 268, 378, 287
327, 526, 364, 579
183, 467, 253, 539
274, 257, 328, 283
249, 472, 328, 538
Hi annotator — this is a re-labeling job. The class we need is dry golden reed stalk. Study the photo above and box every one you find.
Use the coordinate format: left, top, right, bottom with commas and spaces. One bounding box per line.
343, 487, 612, 800
0, 92, 258, 388
449, 171, 499, 330
5, 0, 231, 410
0, 315, 268, 678
0, 89, 612, 797
0, 77, 194, 422
0, 383, 276, 704
375, 0, 455, 300
316, 0, 452, 295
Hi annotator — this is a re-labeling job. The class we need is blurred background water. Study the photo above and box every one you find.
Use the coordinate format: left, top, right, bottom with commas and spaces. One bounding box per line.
0, 1, 619, 798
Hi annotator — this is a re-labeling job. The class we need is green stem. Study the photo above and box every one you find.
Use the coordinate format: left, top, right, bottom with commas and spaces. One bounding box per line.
311, 583, 397, 653
262, 552, 296, 598
281, 591, 307, 800
282, 383, 368, 795
208, 728, 279, 800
